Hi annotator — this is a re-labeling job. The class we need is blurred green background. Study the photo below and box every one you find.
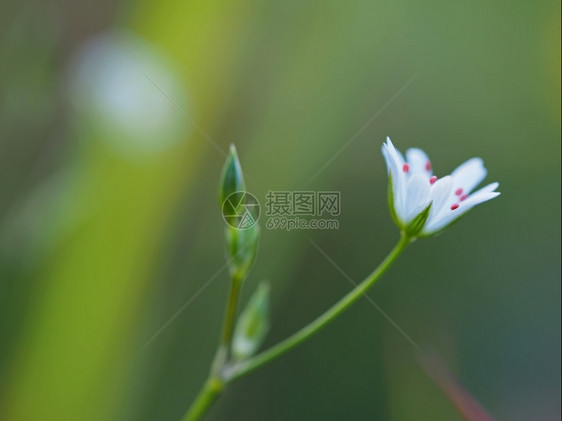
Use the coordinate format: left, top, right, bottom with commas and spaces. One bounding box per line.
1, 1, 560, 420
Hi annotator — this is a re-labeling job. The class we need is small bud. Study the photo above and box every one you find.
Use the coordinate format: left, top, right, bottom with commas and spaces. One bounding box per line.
232, 282, 270, 361
219, 144, 245, 208
225, 224, 260, 283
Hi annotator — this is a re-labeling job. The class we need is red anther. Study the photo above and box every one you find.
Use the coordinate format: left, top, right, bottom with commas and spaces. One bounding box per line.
460, 194, 468, 201
425, 161, 432, 171
429, 176, 438, 185
403, 163, 410, 173
450, 203, 459, 210
455, 188, 463, 196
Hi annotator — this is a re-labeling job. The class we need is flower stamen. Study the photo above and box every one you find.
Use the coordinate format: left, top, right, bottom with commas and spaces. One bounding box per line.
455, 188, 463, 196
429, 176, 438, 185
403, 163, 410, 173
450, 203, 460, 210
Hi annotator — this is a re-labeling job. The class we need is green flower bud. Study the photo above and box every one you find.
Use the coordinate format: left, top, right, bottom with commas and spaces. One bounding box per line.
225, 224, 260, 283
219, 144, 245, 208
232, 282, 270, 361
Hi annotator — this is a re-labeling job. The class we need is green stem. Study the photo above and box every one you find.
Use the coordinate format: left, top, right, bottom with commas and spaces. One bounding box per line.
225, 233, 411, 382
181, 378, 223, 421
180, 274, 242, 421
181, 234, 411, 421
220, 278, 242, 350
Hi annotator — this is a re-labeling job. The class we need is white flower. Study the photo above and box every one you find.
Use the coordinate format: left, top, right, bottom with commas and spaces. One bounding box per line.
382, 137, 500, 237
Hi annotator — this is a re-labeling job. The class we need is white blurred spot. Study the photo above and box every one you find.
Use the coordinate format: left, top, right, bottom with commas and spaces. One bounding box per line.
69, 29, 188, 156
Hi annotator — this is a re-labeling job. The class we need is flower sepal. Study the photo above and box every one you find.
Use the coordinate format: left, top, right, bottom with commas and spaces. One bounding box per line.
404, 202, 432, 238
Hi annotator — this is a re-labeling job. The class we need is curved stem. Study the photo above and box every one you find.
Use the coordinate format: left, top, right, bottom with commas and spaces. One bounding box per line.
225, 233, 411, 382
181, 234, 411, 421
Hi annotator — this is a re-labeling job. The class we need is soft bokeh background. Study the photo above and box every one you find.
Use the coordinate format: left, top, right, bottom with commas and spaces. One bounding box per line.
1, 1, 560, 420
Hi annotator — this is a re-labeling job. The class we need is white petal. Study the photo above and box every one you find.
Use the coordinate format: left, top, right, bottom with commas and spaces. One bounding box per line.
385, 137, 406, 168
424, 186, 500, 233
383, 140, 407, 221
406, 148, 432, 176
405, 174, 431, 221
461, 190, 500, 208
450, 157, 487, 195
469, 182, 499, 196
382, 145, 392, 174
424, 176, 453, 231
382, 145, 404, 220
395, 148, 406, 168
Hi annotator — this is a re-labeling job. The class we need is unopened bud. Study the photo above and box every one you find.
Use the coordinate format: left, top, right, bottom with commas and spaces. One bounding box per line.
232, 282, 270, 360
219, 144, 245, 208
225, 224, 260, 283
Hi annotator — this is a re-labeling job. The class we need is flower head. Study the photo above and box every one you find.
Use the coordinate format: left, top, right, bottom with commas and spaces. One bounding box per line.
382, 137, 500, 237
